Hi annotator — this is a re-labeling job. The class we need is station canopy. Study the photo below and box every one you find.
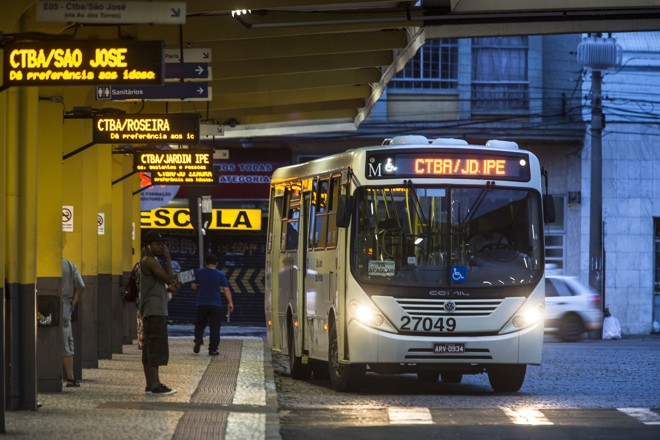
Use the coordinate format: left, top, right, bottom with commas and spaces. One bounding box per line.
18, 0, 660, 138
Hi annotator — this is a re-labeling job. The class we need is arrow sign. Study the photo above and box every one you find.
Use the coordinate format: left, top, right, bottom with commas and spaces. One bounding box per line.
165, 63, 210, 81
96, 83, 211, 101
36, 1, 187, 25
164, 48, 212, 63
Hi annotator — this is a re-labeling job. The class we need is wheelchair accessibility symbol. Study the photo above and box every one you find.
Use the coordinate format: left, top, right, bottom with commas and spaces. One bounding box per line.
451, 266, 467, 283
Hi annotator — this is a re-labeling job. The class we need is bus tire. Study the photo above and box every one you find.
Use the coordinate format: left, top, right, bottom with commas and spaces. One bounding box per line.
328, 322, 365, 392
440, 372, 463, 384
488, 364, 526, 393
288, 323, 310, 380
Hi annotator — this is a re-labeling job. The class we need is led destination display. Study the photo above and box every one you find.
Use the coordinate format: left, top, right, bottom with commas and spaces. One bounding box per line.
366, 149, 531, 181
3, 40, 164, 86
134, 150, 214, 185
93, 114, 200, 143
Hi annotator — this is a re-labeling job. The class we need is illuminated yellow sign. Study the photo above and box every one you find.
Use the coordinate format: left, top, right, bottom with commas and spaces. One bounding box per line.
141, 208, 262, 230
95, 114, 199, 143
3, 40, 163, 86
134, 150, 213, 185
366, 150, 531, 181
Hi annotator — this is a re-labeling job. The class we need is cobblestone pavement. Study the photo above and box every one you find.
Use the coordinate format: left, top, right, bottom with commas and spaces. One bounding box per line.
4, 334, 280, 440
273, 335, 660, 410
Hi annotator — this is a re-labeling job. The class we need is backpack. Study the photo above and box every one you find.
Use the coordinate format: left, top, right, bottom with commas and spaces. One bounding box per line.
122, 262, 141, 303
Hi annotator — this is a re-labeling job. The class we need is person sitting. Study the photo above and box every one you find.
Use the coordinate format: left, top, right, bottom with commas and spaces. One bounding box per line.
469, 216, 508, 253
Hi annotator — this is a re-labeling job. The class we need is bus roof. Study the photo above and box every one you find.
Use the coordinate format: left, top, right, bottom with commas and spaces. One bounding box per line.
271, 136, 532, 183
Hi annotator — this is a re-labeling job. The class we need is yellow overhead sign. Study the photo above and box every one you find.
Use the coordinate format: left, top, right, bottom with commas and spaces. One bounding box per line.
141, 208, 262, 231
3, 40, 164, 87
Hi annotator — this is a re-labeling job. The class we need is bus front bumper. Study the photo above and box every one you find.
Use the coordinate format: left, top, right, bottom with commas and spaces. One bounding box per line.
346, 320, 544, 366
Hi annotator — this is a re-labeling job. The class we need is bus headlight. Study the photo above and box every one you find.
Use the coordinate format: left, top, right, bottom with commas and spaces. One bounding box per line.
513, 303, 545, 328
349, 301, 384, 327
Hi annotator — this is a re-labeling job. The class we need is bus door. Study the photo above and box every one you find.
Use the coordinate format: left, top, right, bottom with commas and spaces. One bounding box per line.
281, 185, 302, 353
300, 190, 313, 355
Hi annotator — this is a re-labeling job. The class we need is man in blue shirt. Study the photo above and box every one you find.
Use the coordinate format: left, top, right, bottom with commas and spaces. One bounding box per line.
192, 254, 234, 355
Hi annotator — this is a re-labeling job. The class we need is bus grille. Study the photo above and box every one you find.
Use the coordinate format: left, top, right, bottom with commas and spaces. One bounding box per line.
395, 298, 503, 317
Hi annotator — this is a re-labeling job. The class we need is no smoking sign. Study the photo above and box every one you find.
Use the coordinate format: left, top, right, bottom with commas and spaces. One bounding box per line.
62, 205, 74, 232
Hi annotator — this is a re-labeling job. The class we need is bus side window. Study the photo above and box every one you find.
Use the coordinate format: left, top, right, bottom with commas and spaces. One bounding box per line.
326, 176, 341, 247
308, 179, 319, 249
281, 186, 301, 252
314, 178, 330, 248
268, 193, 283, 253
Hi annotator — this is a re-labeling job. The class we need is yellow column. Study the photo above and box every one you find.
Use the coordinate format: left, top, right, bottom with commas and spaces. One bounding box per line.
63, 118, 98, 369
4, 86, 39, 410
35, 96, 66, 392
113, 152, 139, 343
97, 143, 116, 357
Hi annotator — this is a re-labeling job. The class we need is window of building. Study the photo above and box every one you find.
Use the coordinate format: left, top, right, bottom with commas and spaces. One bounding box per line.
390, 39, 458, 90
471, 36, 529, 111
544, 195, 565, 272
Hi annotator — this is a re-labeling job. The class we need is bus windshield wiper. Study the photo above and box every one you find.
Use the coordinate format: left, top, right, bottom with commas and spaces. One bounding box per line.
462, 180, 495, 225
404, 179, 429, 234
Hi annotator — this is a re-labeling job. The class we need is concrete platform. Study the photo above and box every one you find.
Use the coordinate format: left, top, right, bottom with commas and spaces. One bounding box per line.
4, 330, 280, 440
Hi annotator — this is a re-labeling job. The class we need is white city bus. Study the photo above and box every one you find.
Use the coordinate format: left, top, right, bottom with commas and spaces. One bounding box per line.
265, 136, 553, 392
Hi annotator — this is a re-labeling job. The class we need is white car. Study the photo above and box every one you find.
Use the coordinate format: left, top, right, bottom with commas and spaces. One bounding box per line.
544, 275, 603, 342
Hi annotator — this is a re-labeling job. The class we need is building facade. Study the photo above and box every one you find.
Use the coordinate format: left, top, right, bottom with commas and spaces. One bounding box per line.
361, 32, 660, 334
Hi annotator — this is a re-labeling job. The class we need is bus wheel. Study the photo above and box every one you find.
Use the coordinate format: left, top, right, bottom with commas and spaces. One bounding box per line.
417, 370, 440, 382
328, 322, 365, 392
440, 372, 463, 384
288, 323, 310, 380
488, 364, 526, 393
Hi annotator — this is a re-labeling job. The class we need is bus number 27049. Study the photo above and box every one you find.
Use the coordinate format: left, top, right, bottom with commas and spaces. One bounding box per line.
400, 316, 457, 332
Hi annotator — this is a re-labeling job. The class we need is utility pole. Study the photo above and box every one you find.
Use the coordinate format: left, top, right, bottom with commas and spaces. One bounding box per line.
588, 65, 603, 296
578, 33, 620, 309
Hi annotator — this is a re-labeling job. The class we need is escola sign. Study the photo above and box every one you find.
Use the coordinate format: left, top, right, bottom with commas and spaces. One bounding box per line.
141, 208, 261, 231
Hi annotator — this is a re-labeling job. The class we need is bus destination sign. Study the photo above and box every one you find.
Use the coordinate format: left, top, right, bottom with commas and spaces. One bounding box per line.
134, 150, 214, 185
366, 150, 531, 181
3, 40, 164, 87
93, 114, 200, 143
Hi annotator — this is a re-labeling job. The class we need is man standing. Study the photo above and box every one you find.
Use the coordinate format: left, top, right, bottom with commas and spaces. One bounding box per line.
62, 258, 85, 387
191, 254, 234, 356
140, 231, 179, 395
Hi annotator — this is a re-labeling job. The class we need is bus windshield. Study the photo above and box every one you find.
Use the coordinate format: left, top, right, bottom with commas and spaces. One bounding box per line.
352, 185, 543, 288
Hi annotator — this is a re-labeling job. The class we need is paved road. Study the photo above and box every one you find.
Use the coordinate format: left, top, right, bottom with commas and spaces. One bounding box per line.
274, 335, 660, 439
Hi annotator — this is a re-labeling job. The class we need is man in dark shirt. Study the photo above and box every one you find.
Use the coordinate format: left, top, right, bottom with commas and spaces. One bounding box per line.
191, 254, 234, 356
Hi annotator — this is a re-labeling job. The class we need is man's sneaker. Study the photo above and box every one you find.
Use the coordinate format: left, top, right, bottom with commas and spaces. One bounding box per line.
209, 350, 220, 356
193, 341, 201, 354
151, 384, 176, 396
145, 386, 152, 394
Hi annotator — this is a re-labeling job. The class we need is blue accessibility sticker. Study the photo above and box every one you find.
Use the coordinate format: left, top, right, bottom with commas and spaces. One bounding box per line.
450, 266, 467, 283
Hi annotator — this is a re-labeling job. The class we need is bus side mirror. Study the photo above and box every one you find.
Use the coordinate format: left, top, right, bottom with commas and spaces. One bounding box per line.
543, 194, 556, 224
336, 195, 353, 228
